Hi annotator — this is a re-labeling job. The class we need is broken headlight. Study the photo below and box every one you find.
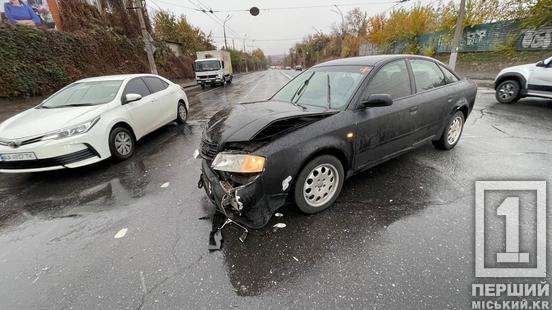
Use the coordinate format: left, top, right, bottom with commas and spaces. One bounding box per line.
211, 153, 265, 173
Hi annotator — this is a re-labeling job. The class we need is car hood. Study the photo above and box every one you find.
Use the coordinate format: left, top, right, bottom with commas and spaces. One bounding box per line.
203, 100, 337, 146
0, 105, 104, 139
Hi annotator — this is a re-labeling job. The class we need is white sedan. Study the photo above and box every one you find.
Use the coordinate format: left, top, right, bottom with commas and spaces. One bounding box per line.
0, 74, 189, 173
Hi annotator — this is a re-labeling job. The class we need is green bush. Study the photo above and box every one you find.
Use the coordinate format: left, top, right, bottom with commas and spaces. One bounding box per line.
0, 25, 193, 98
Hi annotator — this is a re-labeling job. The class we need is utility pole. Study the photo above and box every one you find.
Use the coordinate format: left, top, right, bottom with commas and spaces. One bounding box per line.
135, 0, 157, 74
333, 5, 345, 57
242, 34, 248, 72
232, 39, 235, 50
448, 0, 466, 70
223, 14, 232, 49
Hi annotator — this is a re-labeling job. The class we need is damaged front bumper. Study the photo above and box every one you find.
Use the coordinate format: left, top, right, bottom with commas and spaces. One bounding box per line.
199, 160, 287, 229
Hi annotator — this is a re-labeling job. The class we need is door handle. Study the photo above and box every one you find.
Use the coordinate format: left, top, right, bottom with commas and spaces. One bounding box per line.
447, 96, 453, 103
409, 106, 418, 114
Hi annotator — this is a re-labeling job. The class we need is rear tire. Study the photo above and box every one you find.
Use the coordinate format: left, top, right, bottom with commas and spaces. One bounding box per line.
200, 84, 206, 89
433, 111, 465, 150
495, 80, 521, 104
176, 101, 187, 124
109, 127, 135, 161
293, 155, 344, 214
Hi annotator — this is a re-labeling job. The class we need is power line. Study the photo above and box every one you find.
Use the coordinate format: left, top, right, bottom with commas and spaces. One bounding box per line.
193, 0, 242, 38
153, 0, 398, 13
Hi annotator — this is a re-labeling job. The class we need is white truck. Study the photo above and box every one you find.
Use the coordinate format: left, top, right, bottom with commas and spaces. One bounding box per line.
194, 50, 233, 89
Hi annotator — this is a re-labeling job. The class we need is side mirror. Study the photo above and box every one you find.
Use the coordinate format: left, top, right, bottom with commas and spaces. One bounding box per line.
536, 61, 545, 67
123, 93, 142, 104
360, 94, 393, 108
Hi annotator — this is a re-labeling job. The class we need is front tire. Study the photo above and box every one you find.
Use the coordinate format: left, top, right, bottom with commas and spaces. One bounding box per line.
433, 111, 465, 150
495, 80, 521, 104
176, 101, 187, 124
109, 127, 135, 161
293, 155, 344, 214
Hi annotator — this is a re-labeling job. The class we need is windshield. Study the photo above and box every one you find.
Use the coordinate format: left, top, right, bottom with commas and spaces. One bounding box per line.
40, 80, 123, 108
272, 66, 369, 110
195, 60, 221, 72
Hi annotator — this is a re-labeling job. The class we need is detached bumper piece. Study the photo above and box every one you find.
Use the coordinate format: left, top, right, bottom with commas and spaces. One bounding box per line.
0, 146, 98, 170
199, 160, 287, 230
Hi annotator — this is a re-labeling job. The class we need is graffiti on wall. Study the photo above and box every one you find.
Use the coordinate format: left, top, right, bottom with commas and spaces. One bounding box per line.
521, 29, 552, 49
359, 21, 552, 55
466, 30, 487, 46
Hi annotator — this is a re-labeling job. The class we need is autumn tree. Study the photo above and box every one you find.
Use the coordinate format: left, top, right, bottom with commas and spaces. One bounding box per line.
153, 11, 215, 57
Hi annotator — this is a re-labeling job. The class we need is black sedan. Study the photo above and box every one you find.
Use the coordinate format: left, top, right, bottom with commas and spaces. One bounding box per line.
198, 55, 477, 229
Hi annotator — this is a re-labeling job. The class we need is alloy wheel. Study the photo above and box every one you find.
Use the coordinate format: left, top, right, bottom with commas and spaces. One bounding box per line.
303, 163, 340, 207
178, 103, 187, 121
447, 115, 463, 145
498, 82, 515, 100
114, 131, 133, 156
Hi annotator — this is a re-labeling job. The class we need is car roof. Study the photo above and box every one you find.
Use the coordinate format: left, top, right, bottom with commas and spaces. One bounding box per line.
76, 74, 162, 83
313, 54, 441, 68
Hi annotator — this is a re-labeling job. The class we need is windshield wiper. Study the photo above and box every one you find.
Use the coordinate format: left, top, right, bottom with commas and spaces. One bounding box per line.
290, 72, 315, 105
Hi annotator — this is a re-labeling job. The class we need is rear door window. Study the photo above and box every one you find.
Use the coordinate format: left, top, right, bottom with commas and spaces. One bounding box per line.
124, 78, 151, 97
366, 60, 412, 100
439, 65, 460, 84
143, 77, 169, 94
410, 59, 446, 92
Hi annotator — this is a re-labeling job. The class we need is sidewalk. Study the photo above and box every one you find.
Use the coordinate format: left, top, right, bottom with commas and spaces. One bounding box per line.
471, 79, 494, 88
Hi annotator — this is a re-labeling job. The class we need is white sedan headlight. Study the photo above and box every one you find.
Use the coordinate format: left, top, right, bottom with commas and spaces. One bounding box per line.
41, 116, 101, 141
211, 153, 266, 173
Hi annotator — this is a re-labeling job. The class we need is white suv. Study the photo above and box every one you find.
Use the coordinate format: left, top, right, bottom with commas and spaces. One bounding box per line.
494, 56, 552, 104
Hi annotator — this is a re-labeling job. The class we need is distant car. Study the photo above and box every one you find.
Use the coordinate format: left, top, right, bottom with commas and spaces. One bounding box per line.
0, 74, 189, 173
494, 56, 552, 103
285, 66, 291, 70
295, 65, 303, 71
198, 55, 477, 228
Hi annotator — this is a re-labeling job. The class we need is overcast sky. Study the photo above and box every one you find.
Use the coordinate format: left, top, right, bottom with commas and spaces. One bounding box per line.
147, 0, 439, 55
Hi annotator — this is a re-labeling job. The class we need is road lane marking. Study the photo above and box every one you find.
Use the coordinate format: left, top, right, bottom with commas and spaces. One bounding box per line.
242, 73, 266, 101
139, 270, 147, 294
279, 70, 292, 80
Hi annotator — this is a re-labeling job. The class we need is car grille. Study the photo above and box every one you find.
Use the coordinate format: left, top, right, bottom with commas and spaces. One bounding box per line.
0, 147, 97, 170
200, 139, 218, 161
0, 135, 45, 148
198, 75, 217, 79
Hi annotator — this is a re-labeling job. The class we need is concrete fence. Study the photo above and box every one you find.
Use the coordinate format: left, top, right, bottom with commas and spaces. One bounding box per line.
360, 21, 552, 55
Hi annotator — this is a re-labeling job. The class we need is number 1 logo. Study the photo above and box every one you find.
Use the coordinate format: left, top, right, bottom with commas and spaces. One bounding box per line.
475, 181, 547, 278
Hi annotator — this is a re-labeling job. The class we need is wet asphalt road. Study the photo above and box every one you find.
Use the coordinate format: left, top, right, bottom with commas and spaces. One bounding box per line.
0, 70, 551, 309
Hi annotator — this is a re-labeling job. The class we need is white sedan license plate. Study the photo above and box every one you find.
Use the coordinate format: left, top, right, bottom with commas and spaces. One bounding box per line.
0, 152, 37, 162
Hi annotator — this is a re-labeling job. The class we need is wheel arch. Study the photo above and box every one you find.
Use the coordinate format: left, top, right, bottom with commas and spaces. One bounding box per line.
110, 121, 137, 141
297, 147, 350, 179
494, 73, 527, 90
